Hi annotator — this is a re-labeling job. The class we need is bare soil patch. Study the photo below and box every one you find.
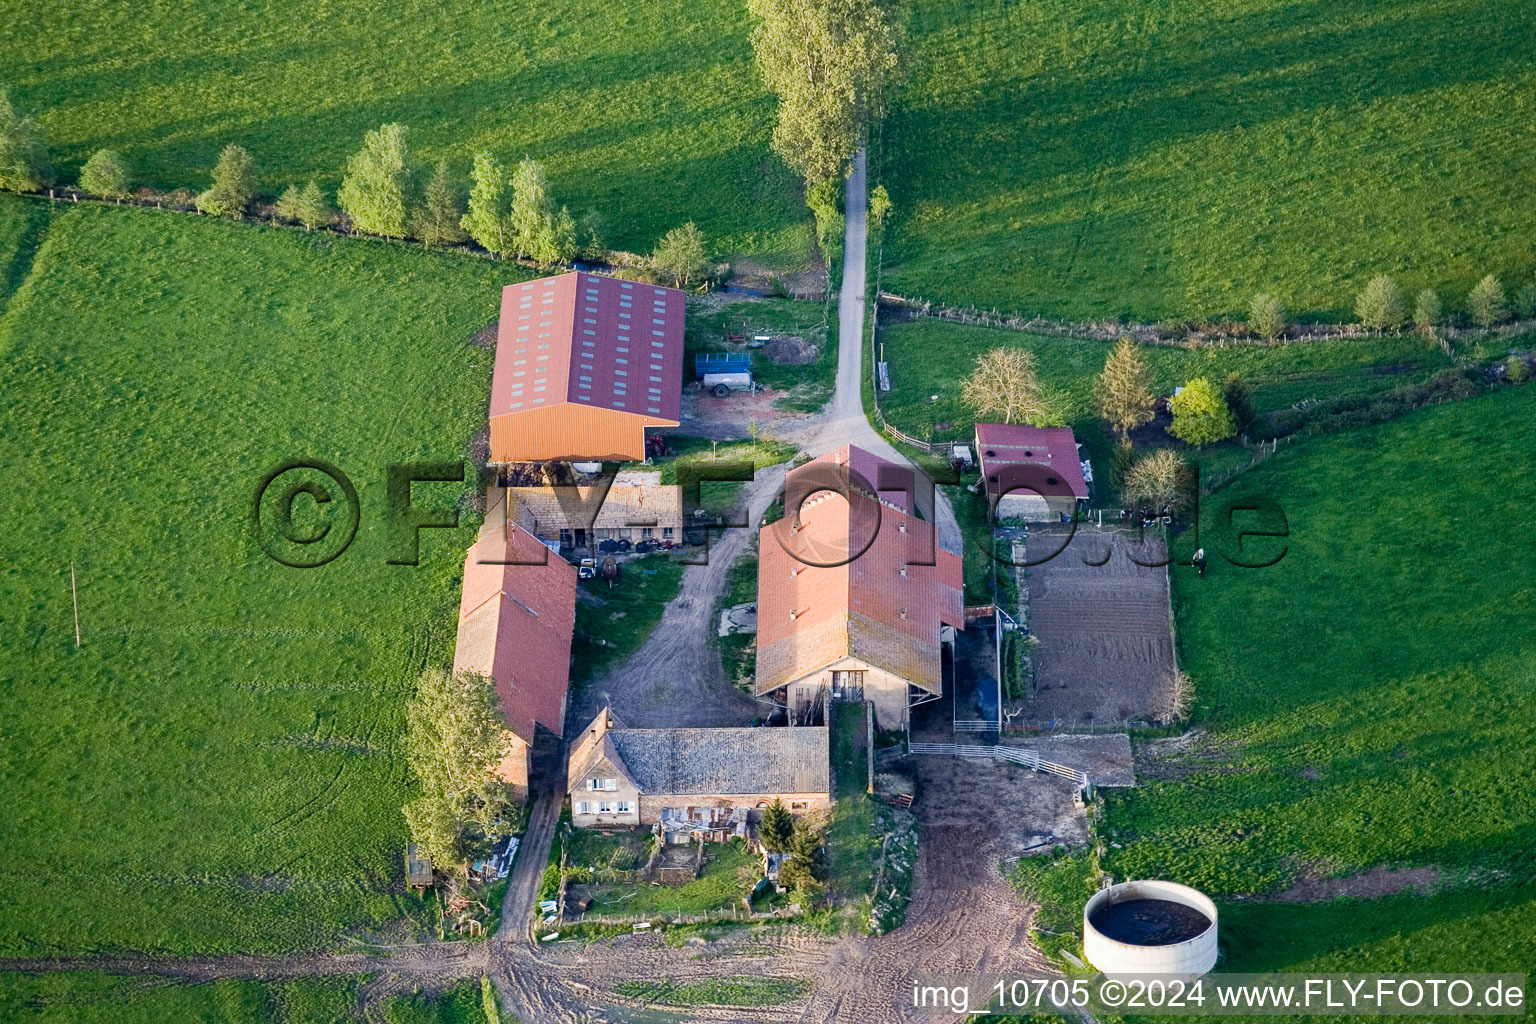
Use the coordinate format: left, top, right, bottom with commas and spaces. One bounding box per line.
1267, 863, 1441, 903
469, 319, 498, 349
1024, 527, 1176, 727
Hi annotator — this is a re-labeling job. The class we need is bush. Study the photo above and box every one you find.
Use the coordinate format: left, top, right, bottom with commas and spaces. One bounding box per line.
1355, 274, 1405, 331
1247, 292, 1285, 340
1510, 278, 1536, 320
195, 144, 257, 218
1467, 274, 1508, 328
1507, 355, 1530, 383
79, 148, 130, 199
1413, 288, 1441, 336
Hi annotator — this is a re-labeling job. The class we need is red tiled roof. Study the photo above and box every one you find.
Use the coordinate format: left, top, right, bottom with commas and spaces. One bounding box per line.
488, 272, 683, 462
755, 446, 964, 696
973, 423, 1088, 500
453, 521, 577, 744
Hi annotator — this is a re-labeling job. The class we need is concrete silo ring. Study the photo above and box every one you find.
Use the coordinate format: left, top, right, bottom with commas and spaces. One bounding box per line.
1083, 880, 1218, 977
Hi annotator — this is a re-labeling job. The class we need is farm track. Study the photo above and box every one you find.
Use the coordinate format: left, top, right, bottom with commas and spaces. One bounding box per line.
3, 150, 1030, 1022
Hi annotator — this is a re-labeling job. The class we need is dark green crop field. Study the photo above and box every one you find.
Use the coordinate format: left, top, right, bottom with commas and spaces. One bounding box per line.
0, 0, 811, 267
882, 0, 1536, 320
0, 196, 519, 954
1101, 384, 1536, 967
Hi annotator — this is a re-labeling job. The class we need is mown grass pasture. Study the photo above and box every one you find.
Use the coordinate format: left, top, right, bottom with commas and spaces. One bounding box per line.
1098, 385, 1536, 968
1, 0, 811, 267
0, 196, 517, 955
882, 0, 1536, 320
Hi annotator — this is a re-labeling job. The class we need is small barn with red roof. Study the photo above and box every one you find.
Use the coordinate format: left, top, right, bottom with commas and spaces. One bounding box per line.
755, 446, 963, 730
974, 423, 1088, 521
453, 517, 577, 798
488, 272, 683, 464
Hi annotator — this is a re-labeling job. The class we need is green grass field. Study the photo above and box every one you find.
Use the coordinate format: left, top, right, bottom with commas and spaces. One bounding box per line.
882, 0, 1536, 320
0, 973, 492, 1024
1, 0, 811, 267
1097, 384, 1536, 969
0, 195, 521, 955
876, 317, 1456, 442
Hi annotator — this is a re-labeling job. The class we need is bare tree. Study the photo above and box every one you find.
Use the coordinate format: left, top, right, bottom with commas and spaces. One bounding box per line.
960, 346, 1057, 426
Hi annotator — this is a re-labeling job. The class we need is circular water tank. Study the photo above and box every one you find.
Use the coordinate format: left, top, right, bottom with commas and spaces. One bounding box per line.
1083, 880, 1218, 977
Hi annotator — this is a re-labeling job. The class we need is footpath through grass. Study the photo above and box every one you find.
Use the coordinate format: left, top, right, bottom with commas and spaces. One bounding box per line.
883, 0, 1536, 320
1098, 384, 1536, 971
0, 198, 517, 955
1, 0, 811, 266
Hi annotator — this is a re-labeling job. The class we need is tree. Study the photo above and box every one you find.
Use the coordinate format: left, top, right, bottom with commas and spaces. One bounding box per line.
1247, 292, 1285, 341
1093, 337, 1154, 437
1506, 354, 1530, 383
806, 177, 844, 263
1121, 448, 1189, 516
79, 148, 130, 199
1355, 274, 1405, 331
276, 181, 335, 230
759, 798, 794, 853
652, 221, 710, 289
413, 159, 467, 247
746, 0, 903, 184
1222, 372, 1258, 437
1167, 377, 1234, 446
777, 815, 826, 892
868, 183, 891, 236
338, 123, 415, 239
527, 205, 578, 266
577, 211, 606, 261
461, 152, 512, 257
0, 90, 53, 193
402, 667, 514, 869
1467, 274, 1508, 328
1412, 288, 1441, 336
509, 158, 555, 259
962, 346, 1058, 426
195, 143, 257, 218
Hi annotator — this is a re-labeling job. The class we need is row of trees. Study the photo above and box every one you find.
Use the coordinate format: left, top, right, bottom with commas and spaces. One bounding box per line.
1248, 271, 1536, 340
958, 337, 1248, 449
1, 92, 715, 286
402, 667, 520, 873
747, 0, 903, 260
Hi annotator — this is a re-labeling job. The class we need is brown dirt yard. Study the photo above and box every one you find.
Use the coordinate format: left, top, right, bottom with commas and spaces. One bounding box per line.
1024, 526, 1176, 727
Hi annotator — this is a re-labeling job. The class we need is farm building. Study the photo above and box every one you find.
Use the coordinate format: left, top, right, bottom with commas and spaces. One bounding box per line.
755, 446, 964, 730
488, 272, 683, 463
566, 709, 830, 834
974, 423, 1089, 521
491, 467, 684, 553
453, 518, 577, 799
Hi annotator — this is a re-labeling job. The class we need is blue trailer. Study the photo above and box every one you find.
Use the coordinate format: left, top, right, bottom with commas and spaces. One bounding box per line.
695, 352, 754, 396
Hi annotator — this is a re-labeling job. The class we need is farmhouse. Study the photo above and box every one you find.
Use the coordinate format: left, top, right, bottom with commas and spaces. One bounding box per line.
493, 466, 684, 553
566, 709, 831, 834
974, 423, 1089, 521
453, 519, 577, 799
755, 446, 964, 730
488, 272, 683, 464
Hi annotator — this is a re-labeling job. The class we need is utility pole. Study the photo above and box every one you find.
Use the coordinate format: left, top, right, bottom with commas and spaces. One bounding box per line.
71, 562, 81, 647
